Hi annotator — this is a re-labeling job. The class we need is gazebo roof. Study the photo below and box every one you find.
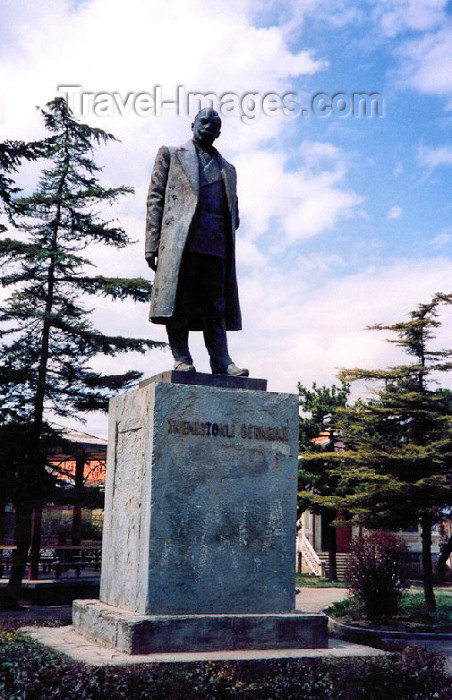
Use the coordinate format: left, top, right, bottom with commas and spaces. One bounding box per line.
48, 425, 108, 464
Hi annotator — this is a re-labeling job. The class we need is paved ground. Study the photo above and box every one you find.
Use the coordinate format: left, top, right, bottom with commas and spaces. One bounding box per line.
22, 625, 388, 666
296, 586, 349, 613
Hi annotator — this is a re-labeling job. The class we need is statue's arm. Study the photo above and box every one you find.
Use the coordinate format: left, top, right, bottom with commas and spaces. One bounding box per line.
145, 146, 171, 265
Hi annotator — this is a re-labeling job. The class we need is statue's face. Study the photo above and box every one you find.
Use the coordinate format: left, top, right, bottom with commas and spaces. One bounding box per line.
192, 109, 221, 147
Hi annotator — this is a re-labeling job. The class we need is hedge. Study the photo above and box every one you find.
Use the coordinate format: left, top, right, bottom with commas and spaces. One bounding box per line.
0, 632, 450, 699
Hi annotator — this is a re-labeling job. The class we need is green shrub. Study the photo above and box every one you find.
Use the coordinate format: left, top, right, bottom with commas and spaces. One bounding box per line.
329, 592, 452, 633
345, 531, 409, 621
0, 632, 450, 699
0, 632, 75, 699
327, 596, 363, 620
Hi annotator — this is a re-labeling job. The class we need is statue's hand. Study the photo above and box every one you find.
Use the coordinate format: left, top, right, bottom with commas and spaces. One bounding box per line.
146, 253, 158, 272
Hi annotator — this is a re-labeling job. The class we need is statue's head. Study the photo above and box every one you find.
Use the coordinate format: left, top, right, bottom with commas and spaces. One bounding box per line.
191, 108, 221, 147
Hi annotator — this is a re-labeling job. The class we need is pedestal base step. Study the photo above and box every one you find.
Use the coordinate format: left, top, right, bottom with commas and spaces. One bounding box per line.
73, 600, 328, 655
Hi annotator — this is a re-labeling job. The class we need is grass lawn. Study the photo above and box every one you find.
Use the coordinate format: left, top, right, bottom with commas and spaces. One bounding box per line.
296, 574, 346, 588
409, 584, 452, 595
328, 593, 452, 633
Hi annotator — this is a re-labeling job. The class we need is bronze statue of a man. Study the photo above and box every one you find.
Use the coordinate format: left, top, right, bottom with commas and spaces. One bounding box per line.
145, 108, 248, 376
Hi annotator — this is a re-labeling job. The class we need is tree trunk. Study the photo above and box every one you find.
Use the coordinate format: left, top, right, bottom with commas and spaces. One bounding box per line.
435, 533, 452, 583
325, 509, 338, 582
420, 513, 436, 612
28, 504, 42, 580
7, 499, 33, 605
71, 453, 85, 547
71, 504, 82, 548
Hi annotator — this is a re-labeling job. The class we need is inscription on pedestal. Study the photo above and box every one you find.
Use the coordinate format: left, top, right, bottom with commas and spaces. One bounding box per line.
100, 380, 298, 616
167, 418, 289, 442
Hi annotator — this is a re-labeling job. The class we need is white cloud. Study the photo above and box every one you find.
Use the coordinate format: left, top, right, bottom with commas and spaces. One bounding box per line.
53, 255, 452, 432
418, 143, 452, 170
3, 0, 451, 442
236, 239, 268, 268
432, 232, 452, 249
293, 253, 345, 273
371, 0, 447, 38
387, 205, 402, 219
236, 142, 363, 249
234, 257, 452, 399
0, 0, 333, 287
350, 2, 452, 106
394, 26, 452, 101
0, 0, 326, 143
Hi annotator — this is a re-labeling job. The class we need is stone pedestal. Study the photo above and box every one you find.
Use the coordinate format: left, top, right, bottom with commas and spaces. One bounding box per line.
73, 372, 328, 653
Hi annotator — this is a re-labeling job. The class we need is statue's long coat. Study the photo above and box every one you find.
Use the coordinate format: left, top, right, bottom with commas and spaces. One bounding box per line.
145, 139, 242, 330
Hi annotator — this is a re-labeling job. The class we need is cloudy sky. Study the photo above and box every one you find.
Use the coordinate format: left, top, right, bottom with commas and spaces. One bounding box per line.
1, 0, 452, 437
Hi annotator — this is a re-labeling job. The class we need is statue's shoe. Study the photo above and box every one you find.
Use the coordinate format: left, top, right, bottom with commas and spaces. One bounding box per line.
174, 362, 196, 372
214, 363, 249, 377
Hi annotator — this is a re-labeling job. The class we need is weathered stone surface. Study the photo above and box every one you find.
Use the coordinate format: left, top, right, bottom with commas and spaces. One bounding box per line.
73, 600, 328, 653
23, 624, 384, 666
139, 370, 267, 391
99, 381, 298, 616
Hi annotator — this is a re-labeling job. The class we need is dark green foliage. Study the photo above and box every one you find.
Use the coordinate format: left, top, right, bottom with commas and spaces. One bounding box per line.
0, 423, 60, 504
0, 98, 162, 424
306, 294, 452, 611
298, 382, 350, 582
299, 381, 350, 452
0, 97, 164, 594
298, 381, 350, 507
344, 531, 409, 621
0, 97, 163, 427
0, 139, 47, 232
0, 633, 449, 699
334, 294, 452, 530
329, 593, 452, 632
0, 97, 164, 426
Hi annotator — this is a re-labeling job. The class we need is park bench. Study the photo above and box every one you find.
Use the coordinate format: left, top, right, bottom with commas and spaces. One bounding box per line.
53, 545, 101, 578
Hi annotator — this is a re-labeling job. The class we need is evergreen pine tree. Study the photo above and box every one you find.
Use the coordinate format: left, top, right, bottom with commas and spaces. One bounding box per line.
0, 137, 47, 231
299, 382, 350, 451
304, 294, 452, 611
0, 97, 163, 599
0, 135, 51, 582
298, 382, 350, 581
